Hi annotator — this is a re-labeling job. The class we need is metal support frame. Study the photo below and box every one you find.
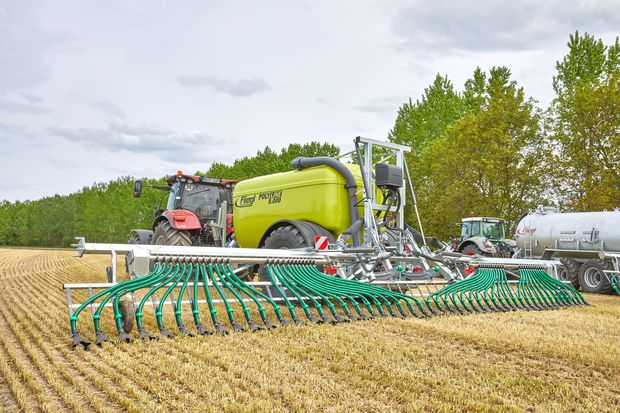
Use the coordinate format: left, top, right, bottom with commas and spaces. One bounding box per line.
355, 136, 410, 250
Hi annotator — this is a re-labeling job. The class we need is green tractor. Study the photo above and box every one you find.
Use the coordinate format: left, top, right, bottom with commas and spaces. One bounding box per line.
449, 217, 517, 258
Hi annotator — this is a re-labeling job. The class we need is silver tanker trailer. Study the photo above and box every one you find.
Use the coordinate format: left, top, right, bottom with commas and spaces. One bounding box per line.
515, 206, 620, 294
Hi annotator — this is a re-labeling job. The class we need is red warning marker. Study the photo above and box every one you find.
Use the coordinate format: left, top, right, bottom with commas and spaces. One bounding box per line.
314, 236, 329, 250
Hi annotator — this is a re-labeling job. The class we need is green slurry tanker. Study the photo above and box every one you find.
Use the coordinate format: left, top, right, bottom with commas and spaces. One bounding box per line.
232, 160, 364, 250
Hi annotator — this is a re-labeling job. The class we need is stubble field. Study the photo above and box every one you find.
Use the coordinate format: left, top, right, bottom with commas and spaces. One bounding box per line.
0, 248, 618, 413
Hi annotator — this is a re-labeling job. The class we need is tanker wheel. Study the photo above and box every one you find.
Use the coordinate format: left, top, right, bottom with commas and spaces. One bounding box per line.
259, 226, 309, 301
578, 260, 613, 294
559, 258, 581, 289
461, 244, 483, 256
118, 297, 135, 333
153, 221, 192, 246
556, 265, 570, 282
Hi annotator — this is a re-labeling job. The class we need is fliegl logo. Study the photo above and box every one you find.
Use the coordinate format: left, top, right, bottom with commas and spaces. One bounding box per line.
235, 194, 256, 208
517, 226, 537, 235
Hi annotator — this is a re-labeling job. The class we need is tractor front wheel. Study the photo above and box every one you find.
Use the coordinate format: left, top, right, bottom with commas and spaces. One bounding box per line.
127, 234, 141, 244
152, 221, 192, 246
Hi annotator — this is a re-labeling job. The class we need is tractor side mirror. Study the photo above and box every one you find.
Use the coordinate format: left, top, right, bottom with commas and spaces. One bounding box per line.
133, 180, 143, 198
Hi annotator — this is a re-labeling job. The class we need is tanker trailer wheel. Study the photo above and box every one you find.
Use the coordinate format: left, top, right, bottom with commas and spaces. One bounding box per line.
461, 244, 483, 256
259, 226, 309, 300
559, 258, 581, 289
118, 296, 135, 333
153, 221, 192, 246
578, 260, 613, 294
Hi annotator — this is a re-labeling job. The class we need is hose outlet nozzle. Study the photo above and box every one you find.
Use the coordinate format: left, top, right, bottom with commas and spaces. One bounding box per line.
72, 332, 91, 350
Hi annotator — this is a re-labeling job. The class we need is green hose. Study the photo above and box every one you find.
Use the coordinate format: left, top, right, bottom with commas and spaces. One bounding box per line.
265, 264, 303, 324
155, 263, 188, 337
213, 264, 262, 331
189, 263, 211, 335
206, 264, 245, 332
199, 263, 227, 335
609, 272, 620, 296
222, 264, 283, 327
272, 265, 326, 322
135, 263, 179, 337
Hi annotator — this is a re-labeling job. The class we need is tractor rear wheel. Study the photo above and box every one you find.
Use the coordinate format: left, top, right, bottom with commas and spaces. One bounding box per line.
578, 260, 613, 294
152, 221, 192, 246
461, 244, 482, 256
559, 258, 581, 289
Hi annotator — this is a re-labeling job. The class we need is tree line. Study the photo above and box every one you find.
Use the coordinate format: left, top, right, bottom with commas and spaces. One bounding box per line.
0, 31, 617, 247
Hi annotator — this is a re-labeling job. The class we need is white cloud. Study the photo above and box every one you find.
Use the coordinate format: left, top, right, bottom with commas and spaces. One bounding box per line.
392, 0, 620, 54
0, 99, 50, 114
0, 0, 72, 93
178, 76, 270, 97
89, 101, 125, 118
48, 121, 225, 163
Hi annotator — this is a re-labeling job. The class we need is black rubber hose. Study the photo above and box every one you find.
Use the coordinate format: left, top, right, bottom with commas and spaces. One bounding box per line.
291, 156, 360, 246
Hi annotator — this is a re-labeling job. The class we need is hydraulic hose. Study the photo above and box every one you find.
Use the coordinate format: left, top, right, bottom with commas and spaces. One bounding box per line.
223, 264, 284, 327
213, 264, 262, 331
199, 263, 228, 335
206, 264, 244, 332
291, 156, 361, 246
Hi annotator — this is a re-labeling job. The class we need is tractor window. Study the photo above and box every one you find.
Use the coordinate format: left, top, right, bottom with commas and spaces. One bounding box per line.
180, 185, 221, 219
471, 221, 481, 237
482, 222, 504, 239
166, 183, 180, 210
461, 222, 471, 239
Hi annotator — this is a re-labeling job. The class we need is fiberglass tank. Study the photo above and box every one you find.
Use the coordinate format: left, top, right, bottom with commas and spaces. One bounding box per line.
515, 206, 620, 258
232, 164, 363, 248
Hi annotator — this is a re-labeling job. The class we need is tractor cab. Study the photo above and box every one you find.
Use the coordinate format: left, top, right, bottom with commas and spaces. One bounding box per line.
461, 217, 505, 241
164, 172, 234, 220
449, 217, 516, 257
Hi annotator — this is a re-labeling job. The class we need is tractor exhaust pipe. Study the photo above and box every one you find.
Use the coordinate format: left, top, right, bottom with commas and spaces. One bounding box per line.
291, 157, 361, 246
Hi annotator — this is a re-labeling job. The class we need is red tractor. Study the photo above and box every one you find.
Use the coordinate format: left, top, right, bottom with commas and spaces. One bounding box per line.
130, 171, 236, 247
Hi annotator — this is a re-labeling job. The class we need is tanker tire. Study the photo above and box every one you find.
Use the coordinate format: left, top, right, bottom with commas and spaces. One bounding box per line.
259, 226, 308, 300
559, 258, 581, 290
128, 234, 141, 244
461, 244, 483, 256
153, 220, 192, 246
578, 260, 613, 294
119, 297, 135, 333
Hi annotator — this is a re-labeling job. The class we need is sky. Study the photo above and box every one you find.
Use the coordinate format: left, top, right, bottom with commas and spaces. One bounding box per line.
1, 0, 619, 202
